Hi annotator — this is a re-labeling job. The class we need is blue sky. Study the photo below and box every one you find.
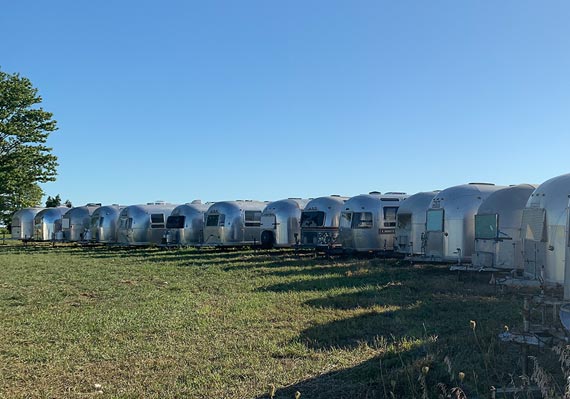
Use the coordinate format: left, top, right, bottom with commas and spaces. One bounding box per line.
2, 1, 569, 206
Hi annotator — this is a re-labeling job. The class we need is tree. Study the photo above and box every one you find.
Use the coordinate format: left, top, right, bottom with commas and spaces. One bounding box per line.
45, 194, 62, 207
45, 195, 72, 208
0, 68, 58, 225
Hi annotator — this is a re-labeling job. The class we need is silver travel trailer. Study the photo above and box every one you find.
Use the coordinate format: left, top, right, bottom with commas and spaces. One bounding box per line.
202, 200, 267, 246
164, 201, 210, 246
300, 195, 348, 249
424, 183, 504, 263
395, 191, 439, 256
62, 204, 101, 242
116, 202, 178, 246
89, 205, 125, 243
11, 207, 44, 240
473, 184, 536, 270
33, 207, 70, 241
260, 198, 310, 248
338, 192, 408, 253
520, 174, 570, 290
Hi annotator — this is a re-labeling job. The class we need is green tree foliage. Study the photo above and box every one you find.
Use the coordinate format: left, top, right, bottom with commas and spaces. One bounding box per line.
0, 68, 58, 225
45, 194, 62, 208
45, 195, 72, 208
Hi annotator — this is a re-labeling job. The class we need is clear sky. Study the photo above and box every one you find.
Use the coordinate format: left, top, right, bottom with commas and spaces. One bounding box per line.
2, 1, 569, 206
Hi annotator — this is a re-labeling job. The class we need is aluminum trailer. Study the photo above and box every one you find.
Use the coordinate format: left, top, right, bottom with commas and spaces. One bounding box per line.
338, 192, 408, 253
520, 174, 570, 294
473, 184, 536, 270
424, 183, 504, 263
395, 191, 439, 256
202, 200, 267, 246
260, 198, 309, 248
33, 207, 70, 241
62, 204, 101, 242
89, 205, 125, 243
116, 202, 178, 246
300, 195, 348, 249
11, 207, 44, 240
164, 201, 210, 246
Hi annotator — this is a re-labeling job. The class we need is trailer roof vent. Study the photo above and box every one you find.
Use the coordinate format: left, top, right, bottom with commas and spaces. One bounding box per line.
468, 182, 495, 186
86, 203, 102, 207
369, 191, 381, 195
385, 192, 407, 195
190, 200, 202, 204
148, 201, 167, 205
331, 194, 341, 197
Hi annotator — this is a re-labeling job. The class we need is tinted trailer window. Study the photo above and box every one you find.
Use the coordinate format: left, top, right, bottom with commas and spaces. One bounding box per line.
166, 215, 186, 229
206, 214, 226, 227
150, 214, 165, 229
351, 212, 373, 229
301, 211, 325, 227
426, 209, 444, 232
475, 214, 498, 240
244, 211, 262, 227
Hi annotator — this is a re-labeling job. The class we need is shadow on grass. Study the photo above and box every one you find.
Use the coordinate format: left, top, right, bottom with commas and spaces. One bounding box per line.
300, 296, 494, 350
260, 277, 521, 399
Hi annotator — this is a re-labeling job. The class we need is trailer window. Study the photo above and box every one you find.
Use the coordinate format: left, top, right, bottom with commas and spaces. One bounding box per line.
150, 214, 165, 229
166, 215, 185, 229
206, 214, 225, 226
206, 214, 219, 226
340, 212, 352, 228
119, 217, 132, 229
245, 211, 262, 227
426, 209, 444, 232
301, 211, 325, 227
351, 212, 373, 229
120, 218, 133, 229
397, 214, 411, 230
91, 217, 104, 228
475, 214, 498, 240
383, 207, 398, 227
62, 218, 70, 229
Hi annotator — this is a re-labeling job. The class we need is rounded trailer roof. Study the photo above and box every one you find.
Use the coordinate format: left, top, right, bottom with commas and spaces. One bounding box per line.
35, 207, 69, 221
429, 183, 505, 218
477, 184, 536, 230
92, 205, 125, 215
171, 202, 210, 216
342, 192, 407, 211
206, 200, 268, 214
263, 198, 309, 214
526, 173, 570, 214
63, 205, 100, 218
121, 203, 179, 217
304, 196, 348, 212
478, 184, 537, 215
398, 191, 439, 215
13, 207, 44, 219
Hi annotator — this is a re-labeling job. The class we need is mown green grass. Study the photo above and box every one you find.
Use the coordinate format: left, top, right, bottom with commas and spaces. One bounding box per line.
0, 243, 530, 398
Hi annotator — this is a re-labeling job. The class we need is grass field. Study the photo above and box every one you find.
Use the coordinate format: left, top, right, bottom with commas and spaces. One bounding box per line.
0, 243, 537, 398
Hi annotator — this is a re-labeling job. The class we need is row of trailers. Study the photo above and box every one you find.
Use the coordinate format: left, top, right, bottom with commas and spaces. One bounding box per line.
9, 172, 570, 292
10, 195, 406, 250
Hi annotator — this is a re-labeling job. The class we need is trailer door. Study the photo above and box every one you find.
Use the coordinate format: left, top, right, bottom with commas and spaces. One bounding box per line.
521, 208, 546, 279
425, 209, 444, 259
